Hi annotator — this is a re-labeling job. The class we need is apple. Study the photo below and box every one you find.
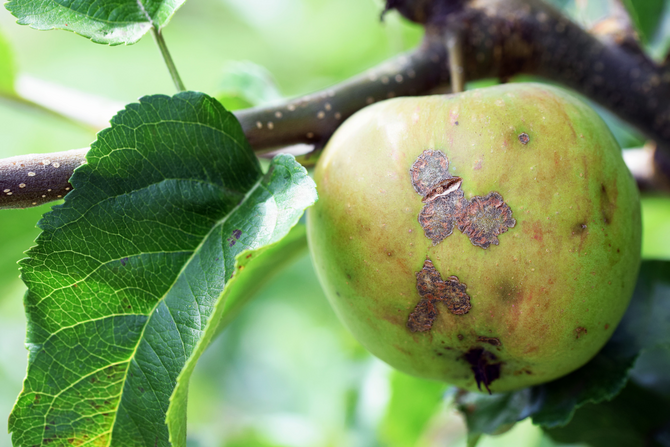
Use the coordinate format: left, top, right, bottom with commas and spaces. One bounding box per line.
307, 83, 641, 393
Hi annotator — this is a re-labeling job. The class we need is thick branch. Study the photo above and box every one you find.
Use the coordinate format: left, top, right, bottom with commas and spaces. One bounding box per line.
0, 37, 454, 209
3, 0, 670, 210
0, 149, 88, 209
236, 34, 450, 152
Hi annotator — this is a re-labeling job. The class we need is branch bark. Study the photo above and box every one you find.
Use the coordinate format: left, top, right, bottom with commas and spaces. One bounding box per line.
2, 0, 670, 210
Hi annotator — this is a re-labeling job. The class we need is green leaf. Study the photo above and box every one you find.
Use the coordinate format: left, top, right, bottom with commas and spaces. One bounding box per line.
543, 381, 670, 447
165, 224, 310, 442
214, 61, 282, 111
8, 92, 317, 446
641, 196, 670, 261
457, 260, 670, 436
0, 25, 16, 95
5, 0, 186, 45
378, 371, 448, 447
648, 0, 670, 61
214, 223, 308, 333
458, 388, 535, 443
621, 0, 665, 44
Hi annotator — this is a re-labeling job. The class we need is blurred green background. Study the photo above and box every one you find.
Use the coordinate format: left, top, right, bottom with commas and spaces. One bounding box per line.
0, 0, 669, 446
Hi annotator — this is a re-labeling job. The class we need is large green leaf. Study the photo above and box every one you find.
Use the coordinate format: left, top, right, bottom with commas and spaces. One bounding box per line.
543, 381, 670, 447
5, 0, 186, 45
457, 261, 670, 439
8, 92, 317, 446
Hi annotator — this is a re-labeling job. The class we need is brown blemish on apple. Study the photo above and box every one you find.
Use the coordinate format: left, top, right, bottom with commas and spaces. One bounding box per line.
410, 150, 451, 196
600, 182, 618, 225
477, 336, 502, 347
457, 334, 464, 341
419, 188, 468, 245
518, 132, 530, 144
411, 151, 515, 248
463, 348, 501, 394
458, 192, 516, 249
575, 326, 588, 339
407, 259, 471, 332
572, 222, 589, 253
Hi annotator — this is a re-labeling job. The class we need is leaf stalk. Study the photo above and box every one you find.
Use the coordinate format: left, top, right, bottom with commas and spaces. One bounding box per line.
152, 27, 186, 93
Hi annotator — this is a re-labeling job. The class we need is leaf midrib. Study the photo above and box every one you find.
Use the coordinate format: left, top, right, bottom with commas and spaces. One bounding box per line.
105, 169, 266, 445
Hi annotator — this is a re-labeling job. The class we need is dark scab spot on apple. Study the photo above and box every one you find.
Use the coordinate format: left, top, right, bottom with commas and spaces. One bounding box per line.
410, 150, 515, 248
458, 334, 464, 341
575, 326, 588, 339
418, 188, 468, 245
410, 149, 452, 196
407, 259, 471, 332
518, 132, 530, 145
572, 222, 588, 236
600, 183, 616, 225
463, 348, 501, 394
407, 298, 438, 332
458, 192, 516, 249
477, 336, 502, 347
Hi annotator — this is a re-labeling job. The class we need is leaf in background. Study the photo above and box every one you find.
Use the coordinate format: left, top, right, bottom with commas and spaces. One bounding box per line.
377, 371, 448, 447
543, 381, 670, 447
8, 92, 317, 447
215, 61, 283, 111
0, 26, 16, 95
641, 196, 670, 261
5, 0, 186, 45
621, 0, 665, 44
457, 260, 670, 438
646, 0, 670, 62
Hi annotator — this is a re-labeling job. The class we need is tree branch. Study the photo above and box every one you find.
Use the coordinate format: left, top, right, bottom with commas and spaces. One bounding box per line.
3, 0, 670, 210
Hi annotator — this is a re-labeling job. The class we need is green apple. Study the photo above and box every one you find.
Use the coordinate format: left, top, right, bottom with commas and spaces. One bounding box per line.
307, 83, 641, 393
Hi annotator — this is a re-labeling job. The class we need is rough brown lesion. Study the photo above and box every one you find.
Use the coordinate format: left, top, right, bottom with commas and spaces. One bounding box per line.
418, 188, 468, 244
457, 192, 516, 249
410, 149, 516, 248
407, 259, 472, 332
575, 326, 588, 339
410, 149, 452, 196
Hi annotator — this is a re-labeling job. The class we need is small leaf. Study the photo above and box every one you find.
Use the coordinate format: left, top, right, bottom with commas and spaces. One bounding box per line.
378, 371, 448, 447
8, 92, 317, 446
5, 0, 186, 45
621, 0, 665, 44
457, 260, 670, 436
215, 61, 283, 111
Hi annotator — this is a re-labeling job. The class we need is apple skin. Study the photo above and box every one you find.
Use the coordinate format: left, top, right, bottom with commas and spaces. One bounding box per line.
307, 83, 641, 393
